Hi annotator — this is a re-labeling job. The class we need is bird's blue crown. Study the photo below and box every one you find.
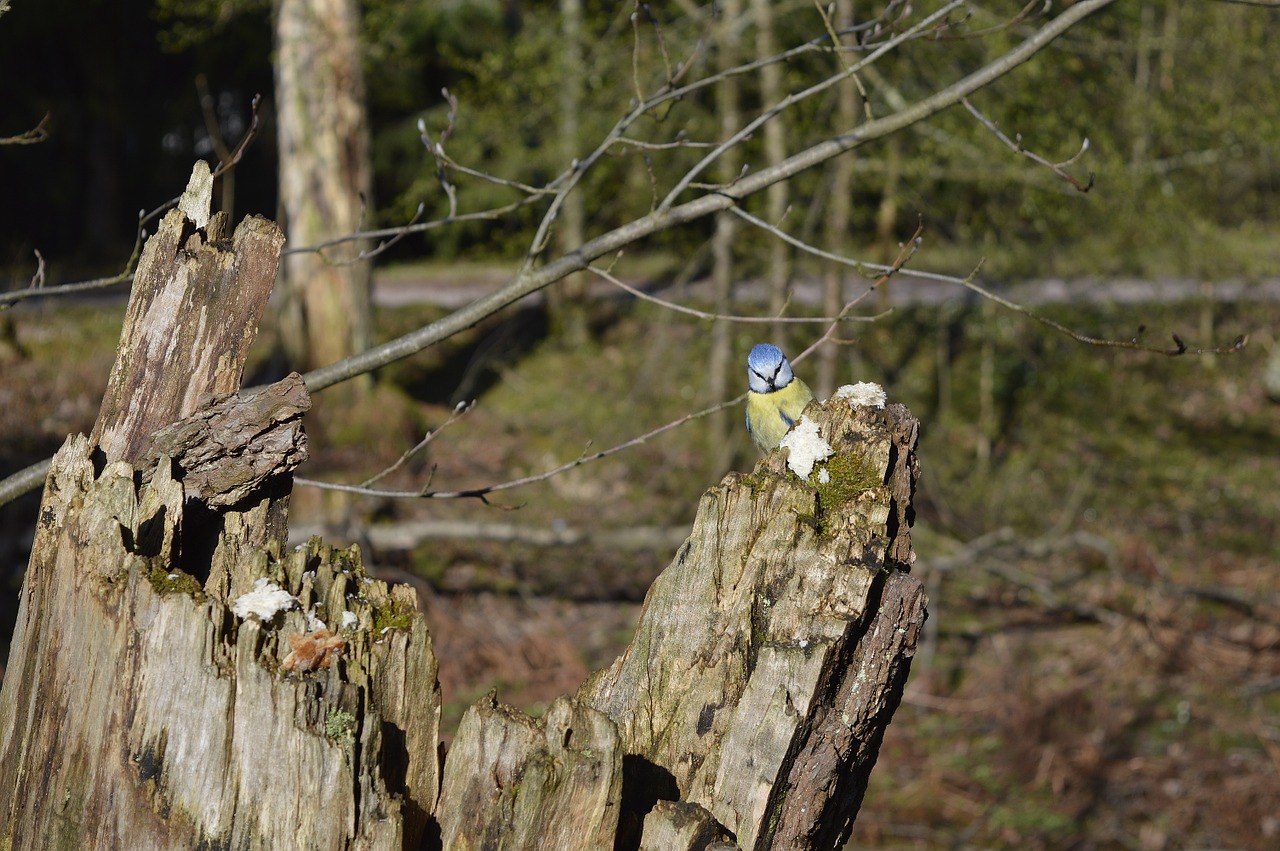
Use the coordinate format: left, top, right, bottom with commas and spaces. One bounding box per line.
747, 343, 795, 394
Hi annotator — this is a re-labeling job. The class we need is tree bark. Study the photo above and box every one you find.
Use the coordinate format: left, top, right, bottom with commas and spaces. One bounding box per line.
0, 162, 923, 851
274, 0, 373, 373
91, 161, 281, 465
0, 165, 440, 850
579, 400, 923, 850
437, 693, 623, 851
438, 398, 925, 850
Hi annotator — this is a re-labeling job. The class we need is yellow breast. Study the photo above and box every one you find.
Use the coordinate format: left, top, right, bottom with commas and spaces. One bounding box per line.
746, 378, 814, 452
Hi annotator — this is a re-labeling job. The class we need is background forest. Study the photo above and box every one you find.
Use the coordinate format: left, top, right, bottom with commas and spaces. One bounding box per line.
2, 1, 1279, 848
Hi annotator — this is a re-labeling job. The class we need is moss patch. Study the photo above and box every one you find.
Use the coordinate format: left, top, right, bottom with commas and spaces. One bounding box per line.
324, 707, 357, 748
813, 452, 882, 508
146, 566, 206, 603
371, 596, 416, 633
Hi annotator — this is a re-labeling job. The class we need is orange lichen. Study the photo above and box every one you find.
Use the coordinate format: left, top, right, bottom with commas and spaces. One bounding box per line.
282, 628, 346, 672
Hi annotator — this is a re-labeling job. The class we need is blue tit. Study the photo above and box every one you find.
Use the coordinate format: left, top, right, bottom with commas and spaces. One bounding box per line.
745, 343, 814, 452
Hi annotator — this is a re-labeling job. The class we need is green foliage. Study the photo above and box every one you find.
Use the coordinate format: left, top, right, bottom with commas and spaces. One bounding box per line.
152, 0, 269, 53
356, 0, 1280, 277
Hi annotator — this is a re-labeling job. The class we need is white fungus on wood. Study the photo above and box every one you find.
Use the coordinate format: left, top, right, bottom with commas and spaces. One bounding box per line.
230, 578, 298, 621
833, 381, 887, 408
778, 415, 833, 481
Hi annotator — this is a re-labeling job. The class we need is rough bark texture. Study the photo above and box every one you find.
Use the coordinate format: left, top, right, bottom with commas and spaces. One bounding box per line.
142, 371, 310, 508
436, 399, 925, 850
0, 164, 923, 851
577, 400, 925, 850
0, 444, 441, 849
436, 694, 622, 851
638, 801, 733, 851
0, 165, 440, 850
91, 161, 284, 466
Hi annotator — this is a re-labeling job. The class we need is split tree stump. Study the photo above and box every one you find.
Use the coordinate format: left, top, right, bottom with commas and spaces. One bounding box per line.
0, 163, 441, 850
0, 162, 926, 850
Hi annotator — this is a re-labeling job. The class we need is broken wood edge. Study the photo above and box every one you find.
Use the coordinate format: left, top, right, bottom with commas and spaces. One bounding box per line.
90, 173, 284, 466
140, 372, 311, 508
436, 691, 622, 850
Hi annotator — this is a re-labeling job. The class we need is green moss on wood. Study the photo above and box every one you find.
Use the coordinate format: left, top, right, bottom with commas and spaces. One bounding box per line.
325, 707, 357, 748
371, 596, 415, 633
146, 566, 207, 603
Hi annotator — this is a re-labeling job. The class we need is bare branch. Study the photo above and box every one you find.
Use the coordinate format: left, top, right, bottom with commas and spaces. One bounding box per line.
1, 228, 144, 308
295, 393, 745, 502
726, 209, 1246, 357
300, 0, 1124, 396
0, 0, 1129, 508
28, 250, 46, 290
929, 0, 1053, 41
962, 98, 1094, 192
0, 114, 50, 146
953, 263, 1247, 356
141, 93, 263, 231
1, 96, 263, 309
729, 206, 904, 278
358, 400, 472, 488
659, 1, 969, 211
589, 262, 885, 325
793, 223, 924, 366
0, 458, 49, 509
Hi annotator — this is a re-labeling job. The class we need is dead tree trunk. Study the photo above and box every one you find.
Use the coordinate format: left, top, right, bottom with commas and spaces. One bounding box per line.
0, 162, 441, 850
0, 162, 924, 850
437, 399, 925, 851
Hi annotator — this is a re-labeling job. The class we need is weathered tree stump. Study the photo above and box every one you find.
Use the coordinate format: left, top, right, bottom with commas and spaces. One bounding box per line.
438, 399, 926, 851
0, 161, 924, 850
0, 163, 441, 849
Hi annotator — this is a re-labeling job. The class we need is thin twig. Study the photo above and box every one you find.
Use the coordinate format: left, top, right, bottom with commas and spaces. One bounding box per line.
955, 264, 1247, 355
358, 400, 473, 488
0, 113, 50, 146
962, 97, 1094, 192
2, 96, 264, 309
730, 206, 907, 278
0, 0, 1126, 509
589, 262, 887, 324
140, 93, 263, 231
295, 395, 744, 501
659, 1, 969, 212
793, 223, 924, 365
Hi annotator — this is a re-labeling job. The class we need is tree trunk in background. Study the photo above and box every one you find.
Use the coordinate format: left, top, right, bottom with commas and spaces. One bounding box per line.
552, 0, 590, 345
708, 0, 743, 472
818, 0, 858, 399
753, 0, 791, 340
274, 0, 373, 375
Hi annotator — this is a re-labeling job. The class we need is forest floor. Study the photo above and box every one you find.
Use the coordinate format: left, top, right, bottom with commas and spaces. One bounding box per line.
1, 278, 1278, 850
